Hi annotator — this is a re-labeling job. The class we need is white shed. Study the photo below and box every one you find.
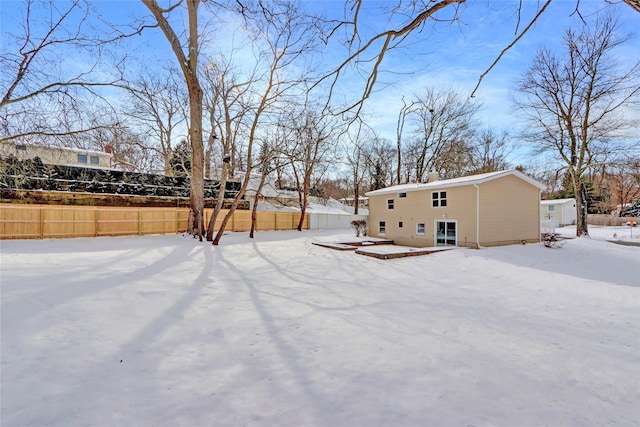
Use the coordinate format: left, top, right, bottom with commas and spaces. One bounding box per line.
540, 198, 576, 227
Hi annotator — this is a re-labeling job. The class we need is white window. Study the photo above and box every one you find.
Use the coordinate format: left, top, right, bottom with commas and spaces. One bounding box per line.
379, 221, 386, 236
432, 190, 447, 207
416, 223, 425, 235
387, 199, 394, 210
77, 154, 87, 163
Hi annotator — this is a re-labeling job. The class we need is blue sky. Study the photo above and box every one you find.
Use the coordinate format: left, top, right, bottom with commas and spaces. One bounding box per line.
1, 0, 638, 166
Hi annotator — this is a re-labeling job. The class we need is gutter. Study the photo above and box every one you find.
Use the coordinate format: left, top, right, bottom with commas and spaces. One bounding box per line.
473, 183, 485, 249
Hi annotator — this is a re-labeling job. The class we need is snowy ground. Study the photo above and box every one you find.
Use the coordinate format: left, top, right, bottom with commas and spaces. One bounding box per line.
1, 226, 639, 426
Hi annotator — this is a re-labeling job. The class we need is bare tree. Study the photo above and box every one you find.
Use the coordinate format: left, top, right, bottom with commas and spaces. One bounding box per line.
201, 59, 256, 241
402, 87, 479, 182
285, 107, 339, 230
88, 122, 159, 172
343, 127, 372, 215
603, 159, 640, 213
142, 0, 206, 239
396, 97, 418, 185
468, 129, 512, 175
0, 0, 138, 145
313, 0, 565, 122
210, 1, 322, 244
123, 71, 188, 175
514, 12, 640, 236
363, 135, 396, 190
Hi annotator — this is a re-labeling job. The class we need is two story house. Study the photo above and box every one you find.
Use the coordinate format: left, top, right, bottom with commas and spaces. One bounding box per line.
366, 169, 546, 248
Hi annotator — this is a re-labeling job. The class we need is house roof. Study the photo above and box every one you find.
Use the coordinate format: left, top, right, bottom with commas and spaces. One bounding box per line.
365, 169, 546, 197
540, 198, 575, 205
0, 141, 113, 158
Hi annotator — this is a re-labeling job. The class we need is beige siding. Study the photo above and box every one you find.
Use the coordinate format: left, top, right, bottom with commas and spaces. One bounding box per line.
0, 143, 112, 169
477, 175, 541, 246
368, 174, 542, 248
368, 185, 480, 248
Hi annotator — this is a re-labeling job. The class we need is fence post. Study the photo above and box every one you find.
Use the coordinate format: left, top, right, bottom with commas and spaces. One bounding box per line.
40, 207, 44, 239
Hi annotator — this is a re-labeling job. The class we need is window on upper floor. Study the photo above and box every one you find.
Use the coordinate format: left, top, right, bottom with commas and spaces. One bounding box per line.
398, 192, 406, 198
432, 190, 447, 207
16, 145, 27, 151
398, 221, 403, 228
387, 199, 394, 210
89, 155, 99, 165
77, 154, 87, 163
548, 205, 555, 211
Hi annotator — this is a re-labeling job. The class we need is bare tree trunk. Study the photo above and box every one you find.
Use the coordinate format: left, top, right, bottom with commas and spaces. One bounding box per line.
249, 172, 268, 238
354, 187, 359, 215
206, 161, 227, 241
142, 0, 205, 240
575, 178, 590, 237
213, 166, 252, 245
297, 174, 310, 231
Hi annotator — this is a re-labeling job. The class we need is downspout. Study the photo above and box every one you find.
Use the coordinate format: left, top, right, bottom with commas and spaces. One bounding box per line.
539, 190, 543, 241
473, 183, 485, 249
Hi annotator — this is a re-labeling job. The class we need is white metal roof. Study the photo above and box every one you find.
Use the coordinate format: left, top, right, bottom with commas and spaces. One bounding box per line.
365, 169, 546, 197
540, 198, 575, 205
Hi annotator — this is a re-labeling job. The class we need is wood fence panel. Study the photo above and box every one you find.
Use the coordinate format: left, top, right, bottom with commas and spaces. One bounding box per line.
233, 210, 252, 232
256, 211, 276, 231
140, 208, 179, 235
72, 208, 97, 237
1, 205, 40, 239
97, 208, 138, 236
43, 206, 95, 238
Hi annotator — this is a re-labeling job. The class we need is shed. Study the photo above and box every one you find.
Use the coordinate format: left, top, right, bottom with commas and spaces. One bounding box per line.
540, 198, 577, 227
365, 169, 546, 248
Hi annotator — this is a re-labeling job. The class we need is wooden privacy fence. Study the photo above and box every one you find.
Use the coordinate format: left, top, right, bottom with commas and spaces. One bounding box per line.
0, 204, 307, 240
588, 215, 640, 227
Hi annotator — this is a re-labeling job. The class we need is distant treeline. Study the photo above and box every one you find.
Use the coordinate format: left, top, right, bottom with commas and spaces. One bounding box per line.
0, 156, 242, 199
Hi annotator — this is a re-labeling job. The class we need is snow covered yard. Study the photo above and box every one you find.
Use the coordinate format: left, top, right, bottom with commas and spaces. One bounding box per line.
1, 228, 639, 426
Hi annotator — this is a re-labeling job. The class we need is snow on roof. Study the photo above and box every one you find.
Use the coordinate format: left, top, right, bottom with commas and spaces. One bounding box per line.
365, 169, 545, 197
1, 141, 113, 157
541, 198, 576, 205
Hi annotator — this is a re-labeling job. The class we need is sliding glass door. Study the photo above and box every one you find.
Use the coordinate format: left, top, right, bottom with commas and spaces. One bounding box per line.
435, 220, 457, 246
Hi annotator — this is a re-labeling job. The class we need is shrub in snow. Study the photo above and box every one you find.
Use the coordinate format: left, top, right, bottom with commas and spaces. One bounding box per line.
351, 219, 367, 237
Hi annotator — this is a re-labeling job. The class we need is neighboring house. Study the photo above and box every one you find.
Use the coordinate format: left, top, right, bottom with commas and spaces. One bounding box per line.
0, 142, 113, 169
365, 169, 546, 248
338, 196, 369, 210
540, 198, 577, 227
